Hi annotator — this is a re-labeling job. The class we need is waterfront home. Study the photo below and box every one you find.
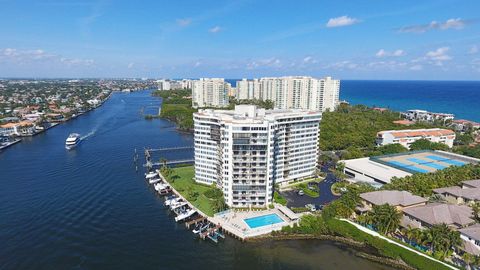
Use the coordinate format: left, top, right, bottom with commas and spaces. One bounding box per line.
0, 121, 36, 136
433, 186, 480, 205
376, 128, 455, 149
357, 190, 427, 214
451, 119, 480, 132
401, 203, 475, 230
459, 224, 480, 256
404, 109, 454, 123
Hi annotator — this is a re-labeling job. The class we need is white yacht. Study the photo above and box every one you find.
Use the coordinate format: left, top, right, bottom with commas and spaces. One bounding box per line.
65, 133, 81, 150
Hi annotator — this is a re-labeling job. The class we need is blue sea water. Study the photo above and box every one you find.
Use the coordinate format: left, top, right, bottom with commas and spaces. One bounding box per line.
340, 80, 480, 122
227, 79, 480, 122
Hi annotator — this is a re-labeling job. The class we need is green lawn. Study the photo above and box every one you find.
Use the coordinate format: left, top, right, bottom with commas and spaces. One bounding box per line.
164, 166, 217, 216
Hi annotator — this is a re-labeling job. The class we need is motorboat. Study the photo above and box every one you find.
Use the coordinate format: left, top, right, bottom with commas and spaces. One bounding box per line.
65, 133, 81, 150
165, 197, 180, 206
175, 209, 196, 222
145, 172, 157, 179
154, 183, 168, 191
148, 177, 162, 184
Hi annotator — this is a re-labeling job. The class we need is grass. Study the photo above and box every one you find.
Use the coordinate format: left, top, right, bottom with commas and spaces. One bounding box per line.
164, 166, 217, 216
274, 191, 287, 205
296, 183, 319, 198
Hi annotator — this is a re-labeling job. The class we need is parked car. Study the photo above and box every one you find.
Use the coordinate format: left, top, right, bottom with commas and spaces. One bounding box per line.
298, 190, 304, 196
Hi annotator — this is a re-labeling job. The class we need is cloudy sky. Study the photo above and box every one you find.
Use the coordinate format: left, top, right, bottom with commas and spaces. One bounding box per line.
0, 0, 479, 79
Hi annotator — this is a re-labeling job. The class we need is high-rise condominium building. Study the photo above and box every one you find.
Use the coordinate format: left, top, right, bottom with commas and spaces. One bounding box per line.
235, 76, 340, 112
194, 105, 321, 207
192, 78, 231, 108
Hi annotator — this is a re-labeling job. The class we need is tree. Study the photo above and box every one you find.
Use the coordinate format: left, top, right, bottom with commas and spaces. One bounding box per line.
375, 143, 408, 155
370, 204, 401, 235
423, 224, 462, 259
409, 138, 449, 151
472, 202, 480, 222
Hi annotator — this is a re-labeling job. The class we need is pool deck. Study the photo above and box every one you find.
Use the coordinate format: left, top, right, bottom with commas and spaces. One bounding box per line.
157, 170, 299, 241
211, 205, 299, 240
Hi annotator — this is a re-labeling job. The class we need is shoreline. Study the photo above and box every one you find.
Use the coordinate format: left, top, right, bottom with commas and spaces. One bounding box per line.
0, 90, 115, 152
248, 234, 414, 270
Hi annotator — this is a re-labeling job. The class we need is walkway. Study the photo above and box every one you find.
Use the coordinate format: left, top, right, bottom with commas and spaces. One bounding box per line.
339, 219, 459, 270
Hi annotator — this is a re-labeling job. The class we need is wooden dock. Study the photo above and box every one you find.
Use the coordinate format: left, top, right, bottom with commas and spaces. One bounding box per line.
185, 216, 207, 229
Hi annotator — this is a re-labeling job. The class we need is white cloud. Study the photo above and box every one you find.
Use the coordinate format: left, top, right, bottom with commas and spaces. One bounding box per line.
246, 57, 282, 70
398, 18, 467, 33
208, 26, 222, 33
127, 62, 134, 69
376, 49, 405, 57
410, 64, 423, 71
426, 47, 452, 61
194, 61, 201, 67
0, 48, 94, 67
326, 16, 360, 28
469, 45, 479, 54
176, 18, 192, 27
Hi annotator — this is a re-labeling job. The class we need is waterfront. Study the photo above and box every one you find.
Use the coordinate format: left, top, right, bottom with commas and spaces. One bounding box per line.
0, 90, 394, 270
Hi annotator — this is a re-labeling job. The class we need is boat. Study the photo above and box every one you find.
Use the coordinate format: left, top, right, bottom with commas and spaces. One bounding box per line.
65, 133, 81, 149
154, 183, 168, 191
145, 172, 157, 179
165, 197, 180, 206
148, 177, 162, 184
192, 222, 209, 234
170, 201, 188, 210
158, 186, 172, 195
175, 209, 197, 222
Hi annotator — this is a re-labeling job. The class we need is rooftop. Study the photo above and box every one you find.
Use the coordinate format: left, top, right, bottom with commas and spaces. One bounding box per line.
195, 105, 321, 124
433, 186, 480, 201
403, 203, 474, 227
459, 224, 480, 241
343, 157, 411, 184
360, 190, 427, 207
462, 180, 480, 188
377, 128, 455, 139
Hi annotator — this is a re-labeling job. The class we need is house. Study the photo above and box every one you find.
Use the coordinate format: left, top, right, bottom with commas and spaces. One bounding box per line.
376, 128, 455, 149
0, 121, 36, 136
459, 224, 480, 256
405, 109, 454, 123
462, 180, 480, 189
358, 190, 427, 213
451, 119, 480, 132
401, 203, 475, 229
433, 186, 480, 205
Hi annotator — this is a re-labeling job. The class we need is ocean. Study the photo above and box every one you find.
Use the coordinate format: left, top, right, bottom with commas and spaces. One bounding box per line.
226, 79, 480, 122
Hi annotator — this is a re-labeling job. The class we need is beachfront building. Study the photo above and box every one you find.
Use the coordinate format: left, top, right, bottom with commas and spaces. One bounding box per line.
451, 119, 480, 132
357, 190, 427, 214
192, 78, 230, 108
235, 76, 340, 112
404, 109, 455, 123
193, 105, 321, 207
376, 128, 456, 149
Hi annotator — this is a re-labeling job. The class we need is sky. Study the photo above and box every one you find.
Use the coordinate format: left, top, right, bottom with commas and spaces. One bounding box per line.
0, 0, 479, 80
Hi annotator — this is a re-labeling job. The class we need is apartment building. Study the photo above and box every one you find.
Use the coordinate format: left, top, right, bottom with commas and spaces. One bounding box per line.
193, 105, 321, 207
376, 128, 455, 148
192, 78, 230, 108
235, 76, 340, 112
404, 109, 455, 123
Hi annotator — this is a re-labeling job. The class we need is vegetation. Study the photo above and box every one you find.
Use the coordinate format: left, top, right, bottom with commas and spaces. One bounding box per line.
276, 215, 453, 270
455, 144, 480, 159
163, 166, 226, 216
409, 139, 450, 151
366, 204, 401, 235
383, 163, 480, 196
160, 103, 195, 130
319, 104, 431, 151
228, 98, 274, 109
273, 191, 287, 205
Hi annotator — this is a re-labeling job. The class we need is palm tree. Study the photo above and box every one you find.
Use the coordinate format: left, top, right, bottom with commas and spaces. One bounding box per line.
471, 202, 480, 222
424, 224, 462, 259
370, 204, 401, 235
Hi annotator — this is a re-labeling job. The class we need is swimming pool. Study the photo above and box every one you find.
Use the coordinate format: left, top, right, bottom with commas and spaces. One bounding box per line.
244, 213, 284, 229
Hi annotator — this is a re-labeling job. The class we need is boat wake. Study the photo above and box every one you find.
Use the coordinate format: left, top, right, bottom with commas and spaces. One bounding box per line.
81, 129, 96, 141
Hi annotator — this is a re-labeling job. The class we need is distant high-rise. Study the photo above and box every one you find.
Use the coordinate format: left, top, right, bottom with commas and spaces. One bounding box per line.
192, 78, 230, 108
235, 76, 340, 112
